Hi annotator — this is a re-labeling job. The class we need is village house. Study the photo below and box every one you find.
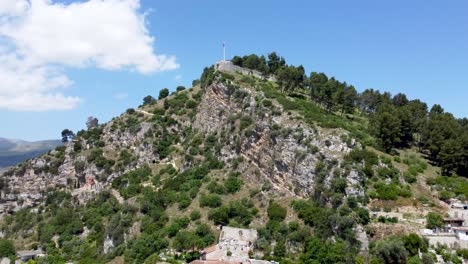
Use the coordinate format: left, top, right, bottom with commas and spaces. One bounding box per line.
453, 227, 468, 241
16, 249, 45, 262
201, 226, 257, 263
421, 201, 468, 248
191, 226, 278, 264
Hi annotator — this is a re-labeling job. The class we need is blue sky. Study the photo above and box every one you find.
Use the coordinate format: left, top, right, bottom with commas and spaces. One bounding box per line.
1, 0, 467, 141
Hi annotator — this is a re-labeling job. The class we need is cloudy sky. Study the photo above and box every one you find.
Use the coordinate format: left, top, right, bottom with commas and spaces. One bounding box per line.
0, 0, 467, 140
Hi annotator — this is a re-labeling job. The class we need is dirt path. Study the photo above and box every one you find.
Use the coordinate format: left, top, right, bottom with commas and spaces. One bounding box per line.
136, 109, 154, 116
111, 189, 125, 204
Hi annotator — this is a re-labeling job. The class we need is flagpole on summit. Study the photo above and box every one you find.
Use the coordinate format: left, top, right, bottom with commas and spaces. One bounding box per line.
223, 41, 226, 61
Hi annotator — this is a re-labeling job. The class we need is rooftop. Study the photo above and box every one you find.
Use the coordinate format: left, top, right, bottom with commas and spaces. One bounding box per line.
17, 249, 44, 257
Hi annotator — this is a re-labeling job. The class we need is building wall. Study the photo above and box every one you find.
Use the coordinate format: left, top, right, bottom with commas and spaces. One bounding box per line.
455, 230, 468, 241
215, 61, 276, 82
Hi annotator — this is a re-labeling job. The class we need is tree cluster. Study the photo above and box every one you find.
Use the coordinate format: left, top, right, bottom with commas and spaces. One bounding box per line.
230, 52, 467, 177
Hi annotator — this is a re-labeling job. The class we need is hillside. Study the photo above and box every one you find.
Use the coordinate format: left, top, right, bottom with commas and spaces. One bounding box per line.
0, 58, 467, 264
0, 138, 62, 169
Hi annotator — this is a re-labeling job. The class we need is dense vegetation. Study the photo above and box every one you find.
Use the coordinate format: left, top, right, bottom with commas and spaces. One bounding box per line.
232, 53, 467, 177
0, 53, 466, 264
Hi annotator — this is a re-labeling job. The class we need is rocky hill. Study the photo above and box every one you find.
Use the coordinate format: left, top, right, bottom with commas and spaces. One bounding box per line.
0, 60, 466, 264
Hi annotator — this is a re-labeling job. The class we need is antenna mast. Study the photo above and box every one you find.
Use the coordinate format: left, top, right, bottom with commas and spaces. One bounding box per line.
223, 41, 226, 61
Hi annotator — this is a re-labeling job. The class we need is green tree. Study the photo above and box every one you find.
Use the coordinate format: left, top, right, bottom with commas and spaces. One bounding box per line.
371, 105, 401, 152
300, 237, 350, 264
208, 206, 229, 225
274, 240, 286, 257
426, 212, 443, 229
61, 129, 75, 143
342, 85, 358, 114
0, 239, 15, 257
224, 174, 243, 193
276, 65, 305, 93
392, 93, 409, 107
396, 106, 414, 148
231, 56, 243, 66
176, 86, 186, 92
172, 231, 201, 251
142, 95, 156, 105
158, 88, 169, 100
371, 238, 408, 264
403, 233, 427, 256
126, 233, 168, 263
267, 52, 285, 74
309, 72, 328, 103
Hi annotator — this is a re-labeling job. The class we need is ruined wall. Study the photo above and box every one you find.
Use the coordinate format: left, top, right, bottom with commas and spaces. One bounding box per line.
215, 61, 276, 82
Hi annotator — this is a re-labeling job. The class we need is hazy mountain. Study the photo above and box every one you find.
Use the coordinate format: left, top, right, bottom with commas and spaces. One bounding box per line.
0, 137, 62, 168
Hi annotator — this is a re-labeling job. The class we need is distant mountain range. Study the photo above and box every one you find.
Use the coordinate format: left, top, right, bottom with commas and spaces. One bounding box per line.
0, 137, 62, 169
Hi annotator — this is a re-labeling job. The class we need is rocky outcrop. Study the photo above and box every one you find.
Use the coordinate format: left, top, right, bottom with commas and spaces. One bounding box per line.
0, 120, 157, 212
0, 72, 362, 213
194, 81, 360, 197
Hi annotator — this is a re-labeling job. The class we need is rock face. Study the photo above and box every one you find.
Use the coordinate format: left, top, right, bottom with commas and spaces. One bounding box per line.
194, 80, 359, 197
0, 65, 363, 213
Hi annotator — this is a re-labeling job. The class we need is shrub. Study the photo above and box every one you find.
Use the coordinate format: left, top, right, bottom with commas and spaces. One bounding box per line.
371, 238, 408, 264
178, 193, 192, 209
158, 88, 169, 100
403, 233, 427, 256
185, 99, 198, 109
375, 183, 400, 200
355, 207, 370, 225
426, 212, 443, 229
346, 148, 379, 166
0, 239, 15, 257
377, 216, 398, 224
190, 210, 201, 221
207, 181, 226, 195
125, 233, 168, 263
456, 249, 468, 259
176, 86, 186, 91
267, 202, 287, 221
199, 194, 222, 208
224, 174, 243, 193
404, 171, 417, 184
262, 99, 273, 107
240, 116, 253, 130
74, 161, 86, 173
208, 206, 229, 225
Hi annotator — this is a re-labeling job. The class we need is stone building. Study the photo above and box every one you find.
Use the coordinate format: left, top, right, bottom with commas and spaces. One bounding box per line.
214, 61, 276, 82
201, 226, 257, 263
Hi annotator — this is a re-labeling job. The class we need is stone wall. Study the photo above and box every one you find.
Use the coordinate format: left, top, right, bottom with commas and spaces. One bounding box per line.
215, 61, 276, 82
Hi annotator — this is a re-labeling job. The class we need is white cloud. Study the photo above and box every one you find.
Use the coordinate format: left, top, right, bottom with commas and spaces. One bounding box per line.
174, 74, 182, 82
0, 0, 178, 111
0, 1, 29, 16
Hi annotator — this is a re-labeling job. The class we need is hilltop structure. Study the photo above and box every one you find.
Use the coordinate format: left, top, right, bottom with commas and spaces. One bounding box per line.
215, 61, 276, 82
194, 226, 277, 264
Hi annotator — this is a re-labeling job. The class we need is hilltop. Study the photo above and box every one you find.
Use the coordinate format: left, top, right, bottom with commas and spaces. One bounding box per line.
0, 55, 467, 264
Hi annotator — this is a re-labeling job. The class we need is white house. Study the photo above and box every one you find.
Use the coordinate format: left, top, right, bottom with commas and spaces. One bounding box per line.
453, 227, 468, 241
